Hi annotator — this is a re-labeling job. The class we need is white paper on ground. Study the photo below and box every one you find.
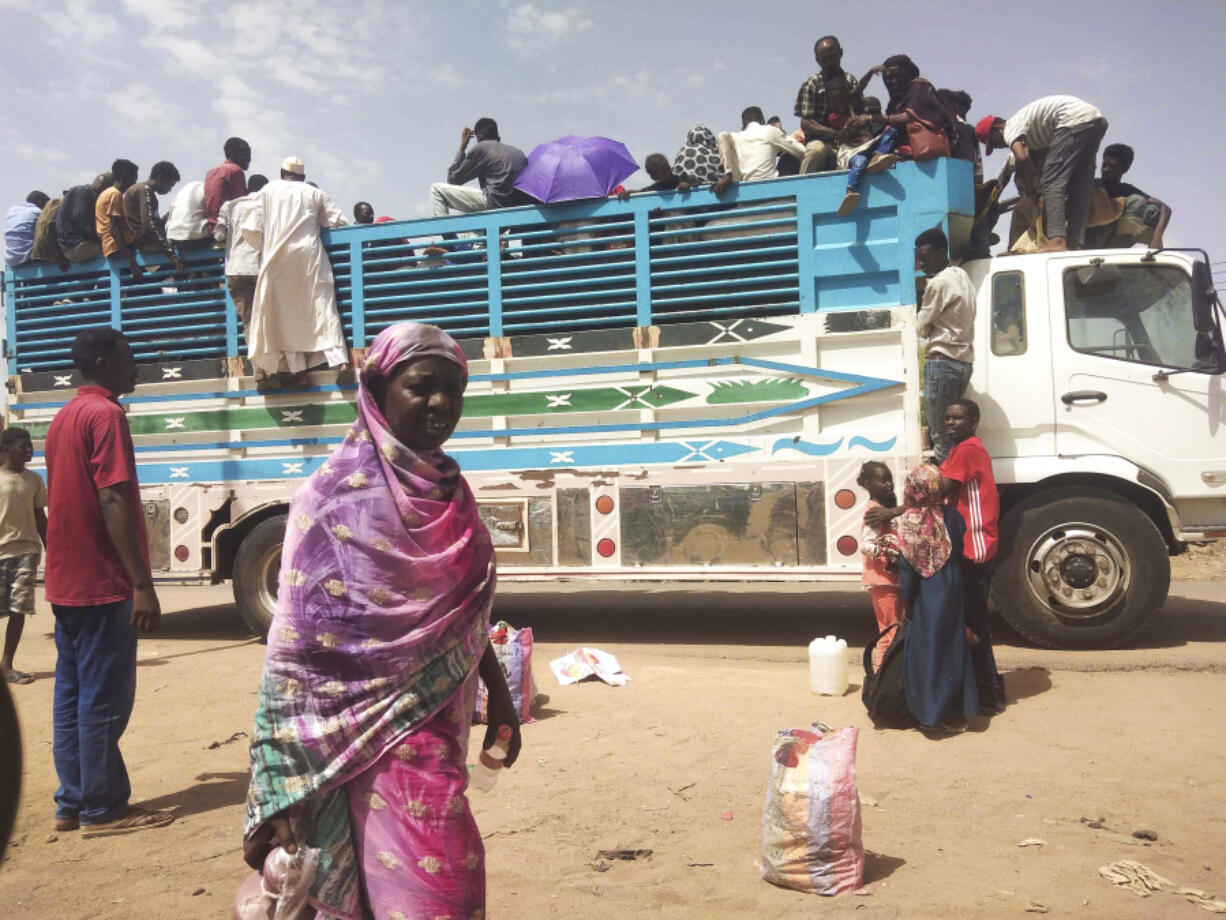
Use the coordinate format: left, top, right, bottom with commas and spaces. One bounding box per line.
549, 647, 630, 686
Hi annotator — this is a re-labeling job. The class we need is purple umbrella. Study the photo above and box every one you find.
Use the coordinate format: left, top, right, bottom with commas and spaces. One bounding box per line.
513, 135, 639, 204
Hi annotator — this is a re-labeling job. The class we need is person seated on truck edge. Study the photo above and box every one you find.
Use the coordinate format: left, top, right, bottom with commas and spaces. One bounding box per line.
32, 191, 69, 271
96, 159, 144, 280
204, 136, 251, 233
616, 154, 697, 200
4, 191, 49, 267
937, 89, 983, 184
826, 79, 897, 217
768, 117, 803, 177
1084, 143, 1171, 250
244, 156, 349, 387
56, 172, 111, 266
793, 34, 863, 175
214, 173, 270, 382
673, 125, 725, 188
123, 161, 185, 272
711, 106, 806, 197
353, 201, 375, 225
976, 95, 1108, 252
859, 54, 958, 168
165, 180, 210, 244
914, 227, 976, 465
430, 117, 532, 218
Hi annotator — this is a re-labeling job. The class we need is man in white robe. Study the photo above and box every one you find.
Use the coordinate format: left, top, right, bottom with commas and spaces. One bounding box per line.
242, 156, 349, 385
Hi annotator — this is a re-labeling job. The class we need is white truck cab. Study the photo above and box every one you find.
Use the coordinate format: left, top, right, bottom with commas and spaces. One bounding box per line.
966, 248, 1226, 647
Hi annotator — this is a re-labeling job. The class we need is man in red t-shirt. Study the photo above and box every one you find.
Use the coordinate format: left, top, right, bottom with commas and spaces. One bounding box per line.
203, 136, 251, 232
43, 328, 173, 835
939, 398, 1006, 714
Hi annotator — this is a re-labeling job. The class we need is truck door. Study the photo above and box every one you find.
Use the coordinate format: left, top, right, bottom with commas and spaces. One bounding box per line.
1049, 255, 1226, 529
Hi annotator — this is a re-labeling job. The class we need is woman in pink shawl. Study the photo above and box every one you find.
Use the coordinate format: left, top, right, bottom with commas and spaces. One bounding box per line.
243, 322, 522, 920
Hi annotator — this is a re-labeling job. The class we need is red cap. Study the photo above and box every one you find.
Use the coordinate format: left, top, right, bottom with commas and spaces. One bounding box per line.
374, 215, 394, 223
976, 115, 1001, 154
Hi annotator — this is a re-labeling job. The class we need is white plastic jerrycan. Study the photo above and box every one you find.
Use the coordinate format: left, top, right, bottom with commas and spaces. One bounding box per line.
808, 634, 849, 696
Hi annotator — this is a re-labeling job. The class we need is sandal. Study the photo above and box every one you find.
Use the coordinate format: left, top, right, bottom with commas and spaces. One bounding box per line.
866, 153, 900, 175
54, 816, 79, 832
838, 190, 861, 217
4, 670, 34, 684
80, 808, 175, 838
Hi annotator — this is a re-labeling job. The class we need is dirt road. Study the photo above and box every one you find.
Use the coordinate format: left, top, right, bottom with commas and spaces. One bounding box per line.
2, 580, 1225, 919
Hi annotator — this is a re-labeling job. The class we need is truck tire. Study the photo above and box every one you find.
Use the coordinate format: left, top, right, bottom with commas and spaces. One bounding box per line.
233, 515, 287, 638
992, 487, 1169, 649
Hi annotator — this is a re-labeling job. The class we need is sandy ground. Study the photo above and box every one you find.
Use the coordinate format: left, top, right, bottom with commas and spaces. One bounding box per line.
2, 577, 1226, 920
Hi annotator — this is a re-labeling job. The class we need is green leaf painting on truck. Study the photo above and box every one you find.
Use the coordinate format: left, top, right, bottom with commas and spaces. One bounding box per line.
706, 377, 808, 405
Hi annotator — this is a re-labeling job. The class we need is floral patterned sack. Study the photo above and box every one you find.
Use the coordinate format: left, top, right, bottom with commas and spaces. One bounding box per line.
761, 724, 863, 895
474, 620, 537, 724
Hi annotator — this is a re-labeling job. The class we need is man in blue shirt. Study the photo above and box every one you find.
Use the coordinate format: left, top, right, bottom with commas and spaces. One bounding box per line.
4, 192, 49, 266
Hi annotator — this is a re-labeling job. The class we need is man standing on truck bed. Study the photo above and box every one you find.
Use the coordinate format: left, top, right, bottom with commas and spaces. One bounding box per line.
204, 137, 251, 233
977, 95, 1108, 252
914, 227, 976, 464
215, 173, 270, 380
43, 328, 174, 836
243, 156, 349, 387
430, 117, 530, 217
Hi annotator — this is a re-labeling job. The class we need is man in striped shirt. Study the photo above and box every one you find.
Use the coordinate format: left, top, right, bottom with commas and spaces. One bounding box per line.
940, 398, 1006, 714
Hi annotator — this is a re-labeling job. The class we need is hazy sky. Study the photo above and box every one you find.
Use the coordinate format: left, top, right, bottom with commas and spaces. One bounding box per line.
1, 0, 1223, 262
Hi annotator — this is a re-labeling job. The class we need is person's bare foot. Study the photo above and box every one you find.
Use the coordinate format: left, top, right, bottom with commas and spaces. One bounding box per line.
1037, 237, 1068, 252
80, 807, 175, 838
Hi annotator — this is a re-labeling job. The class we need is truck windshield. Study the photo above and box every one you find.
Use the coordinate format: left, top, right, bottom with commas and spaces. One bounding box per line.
1064, 264, 1198, 370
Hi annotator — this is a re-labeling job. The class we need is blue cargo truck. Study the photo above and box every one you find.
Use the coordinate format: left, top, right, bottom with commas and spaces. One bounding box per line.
6, 158, 1224, 648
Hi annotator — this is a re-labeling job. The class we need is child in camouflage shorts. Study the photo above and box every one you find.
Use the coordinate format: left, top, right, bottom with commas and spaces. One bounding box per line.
0, 428, 47, 684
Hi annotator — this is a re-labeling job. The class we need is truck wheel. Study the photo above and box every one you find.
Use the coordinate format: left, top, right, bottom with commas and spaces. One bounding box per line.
233, 515, 287, 638
992, 487, 1169, 649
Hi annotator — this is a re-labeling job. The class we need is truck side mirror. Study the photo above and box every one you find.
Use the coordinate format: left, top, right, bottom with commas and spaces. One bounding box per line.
1191, 261, 1226, 374
1191, 260, 1216, 333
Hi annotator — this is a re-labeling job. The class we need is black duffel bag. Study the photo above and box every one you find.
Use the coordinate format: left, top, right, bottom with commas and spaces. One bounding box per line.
861, 622, 916, 728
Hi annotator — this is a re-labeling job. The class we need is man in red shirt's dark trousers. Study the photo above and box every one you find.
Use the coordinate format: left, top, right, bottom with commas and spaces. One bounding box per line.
43, 329, 173, 835
203, 136, 251, 232
939, 398, 1006, 714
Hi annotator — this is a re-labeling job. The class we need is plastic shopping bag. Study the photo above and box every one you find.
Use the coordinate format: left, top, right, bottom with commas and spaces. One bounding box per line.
760, 724, 863, 895
474, 621, 538, 724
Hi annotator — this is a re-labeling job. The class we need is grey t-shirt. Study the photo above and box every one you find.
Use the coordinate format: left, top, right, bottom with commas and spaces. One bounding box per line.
448, 140, 529, 208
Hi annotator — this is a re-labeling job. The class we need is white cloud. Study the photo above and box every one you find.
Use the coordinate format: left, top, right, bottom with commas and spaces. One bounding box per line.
504, 3, 593, 57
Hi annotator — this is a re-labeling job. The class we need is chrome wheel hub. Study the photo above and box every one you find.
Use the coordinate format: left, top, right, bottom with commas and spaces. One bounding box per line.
1026, 524, 1130, 617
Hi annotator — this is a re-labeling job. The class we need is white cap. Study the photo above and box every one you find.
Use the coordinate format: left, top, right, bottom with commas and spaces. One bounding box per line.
281, 156, 305, 175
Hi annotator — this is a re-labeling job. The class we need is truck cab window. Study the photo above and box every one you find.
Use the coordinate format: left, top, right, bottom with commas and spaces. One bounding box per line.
991, 271, 1026, 356
1064, 265, 1200, 370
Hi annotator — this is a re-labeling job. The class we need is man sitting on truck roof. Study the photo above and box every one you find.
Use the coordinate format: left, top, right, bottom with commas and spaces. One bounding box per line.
976, 95, 1108, 252
204, 137, 251, 233
711, 106, 806, 196
616, 154, 696, 200
96, 159, 144, 280
430, 117, 531, 217
793, 35, 863, 174
55, 172, 110, 266
123, 161, 185, 271
1084, 143, 1171, 250
915, 227, 976, 465
4, 191, 49, 267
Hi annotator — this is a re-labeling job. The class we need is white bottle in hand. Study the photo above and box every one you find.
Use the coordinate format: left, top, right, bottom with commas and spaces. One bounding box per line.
471, 724, 513, 793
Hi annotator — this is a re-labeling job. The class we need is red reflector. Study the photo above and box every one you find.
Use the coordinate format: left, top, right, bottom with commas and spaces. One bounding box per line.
596, 538, 616, 558
836, 535, 859, 557
595, 495, 615, 515
834, 489, 857, 510
174, 545, 190, 562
